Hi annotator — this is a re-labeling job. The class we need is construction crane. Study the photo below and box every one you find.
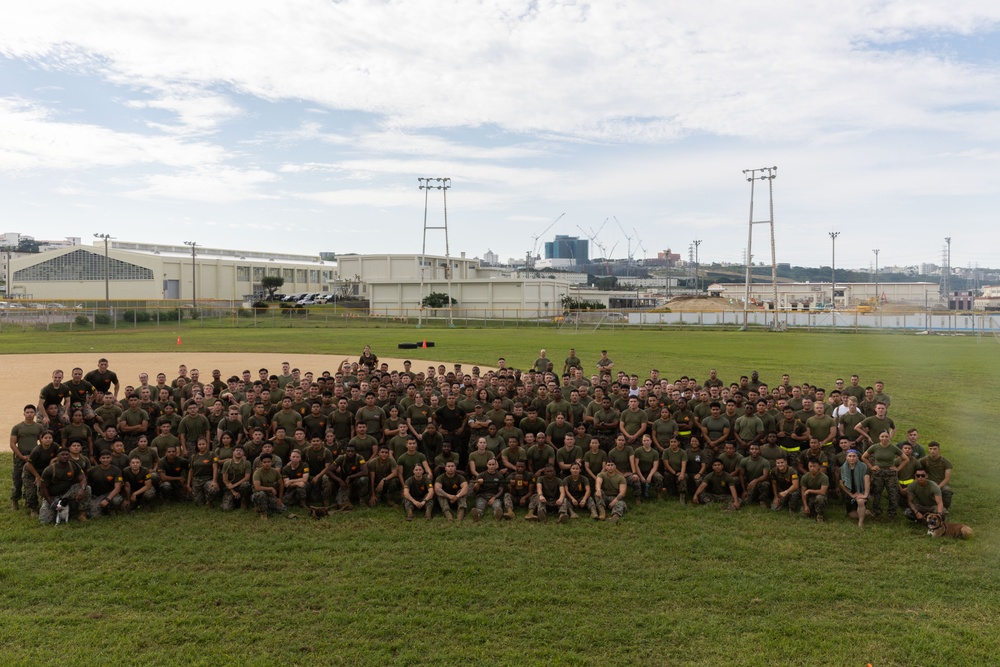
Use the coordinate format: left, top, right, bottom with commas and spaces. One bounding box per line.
528, 213, 565, 269
577, 218, 608, 270
633, 227, 647, 264
614, 217, 634, 277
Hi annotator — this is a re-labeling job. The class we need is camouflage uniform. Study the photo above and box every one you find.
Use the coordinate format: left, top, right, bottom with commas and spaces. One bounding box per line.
475, 493, 504, 516
21, 469, 40, 511
772, 489, 801, 512
10, 457, 26, 504
595, 495, 627, 518
251, 489, 284, 515
560, 495, 596, 516
335, 477, 369, 506
697, 493, 738, 511
803, 493, 828, 519
38, 483, 88, 524
744, 479, 772, 505
307, 476, 333, 505
870, 468, 900, 517
191, 478, 219, 506
220, 482, 251, 511
87, 491, 123, 518
283, 484, 309, 508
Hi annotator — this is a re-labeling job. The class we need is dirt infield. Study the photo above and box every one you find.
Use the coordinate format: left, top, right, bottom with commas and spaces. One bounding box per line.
2, 352, 474, 428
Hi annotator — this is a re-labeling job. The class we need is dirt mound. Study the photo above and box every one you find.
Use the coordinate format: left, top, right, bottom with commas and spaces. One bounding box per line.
661, 296, 743, 311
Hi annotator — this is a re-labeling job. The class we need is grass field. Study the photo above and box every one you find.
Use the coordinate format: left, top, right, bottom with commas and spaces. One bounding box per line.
1, 327, 998, 666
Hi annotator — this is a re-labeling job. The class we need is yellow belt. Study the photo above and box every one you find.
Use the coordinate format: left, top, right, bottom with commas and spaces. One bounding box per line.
679, 430, 692, 436
899, 478, 915, 486
780, 446, 800, 453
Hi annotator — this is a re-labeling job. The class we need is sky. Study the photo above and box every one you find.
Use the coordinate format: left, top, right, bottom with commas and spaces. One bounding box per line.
1, 1, 999, 270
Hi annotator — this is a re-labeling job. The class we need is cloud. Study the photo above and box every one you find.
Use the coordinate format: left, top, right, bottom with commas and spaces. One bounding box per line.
2, 1, 999, 143
0, 96, 227, 172
124, 167, 280, 203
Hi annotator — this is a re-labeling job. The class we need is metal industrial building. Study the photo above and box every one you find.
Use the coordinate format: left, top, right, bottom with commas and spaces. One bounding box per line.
707, 281, 942, 309
8, 241, 332, 303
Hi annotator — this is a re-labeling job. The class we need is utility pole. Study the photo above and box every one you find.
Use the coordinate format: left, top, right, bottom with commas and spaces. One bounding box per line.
94, 233, 115, 309
184, 241, 198, 306
417, 177, 454, 328
829, 232, 840, 325
741, 166, 778, 329
693, 239, 702, 292
872, 248, 880, 307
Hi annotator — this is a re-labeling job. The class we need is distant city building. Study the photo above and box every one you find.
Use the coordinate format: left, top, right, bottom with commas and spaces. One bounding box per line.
482, 249, 499, 266
544, 235, 588, 264
656, 249, 681, 266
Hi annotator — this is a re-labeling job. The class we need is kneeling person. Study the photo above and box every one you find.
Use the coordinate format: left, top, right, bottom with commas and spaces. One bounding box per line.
472, 458, 505, 521
562, 462, 597, 520
527, 465, 563, 522
252, 453, 284, 517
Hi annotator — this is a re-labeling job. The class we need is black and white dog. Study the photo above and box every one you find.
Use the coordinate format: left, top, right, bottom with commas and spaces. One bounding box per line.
53, 498, 72, 525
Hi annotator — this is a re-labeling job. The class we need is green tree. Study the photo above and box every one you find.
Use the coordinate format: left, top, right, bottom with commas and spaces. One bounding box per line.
421, 292, 457, 309
261, 275, 285, 300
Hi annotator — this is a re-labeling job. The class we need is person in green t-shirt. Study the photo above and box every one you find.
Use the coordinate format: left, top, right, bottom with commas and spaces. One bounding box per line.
402, 465, 435, 520
471, 458, 506, 521
919, 441, 953, 509
738, 443, 771, 506
660, 437, 688, 503
527, 465, 564, 521
561, 462, 596, 519
693, 459, 740, 511
10, 404, 44, 510
219, 445, 252, 511
800, 459, 829, 522
633, 434, 662, 502
861, 430, 906, 519
251, 453, 284, 517
434, 461, 469, 522
594, 460, 627, 522
904, 470, 945, 523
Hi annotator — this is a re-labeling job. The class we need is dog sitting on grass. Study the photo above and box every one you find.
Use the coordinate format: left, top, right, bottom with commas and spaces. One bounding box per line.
926, 513, 973, 539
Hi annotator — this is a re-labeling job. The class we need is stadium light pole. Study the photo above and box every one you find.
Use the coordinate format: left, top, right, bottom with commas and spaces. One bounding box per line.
94, 233, 114, 309
692, 239, 702, 292
829, 232, 840, 306
184, 241, 198, 306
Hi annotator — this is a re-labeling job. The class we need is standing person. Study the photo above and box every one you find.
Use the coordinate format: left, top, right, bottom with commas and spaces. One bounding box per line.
10, 405, 44, 511
838, 449, 870, 527
178, 402, 211, 458
85, 358, 120, 400
596, 350, 614, 374
862, 430, 907, 519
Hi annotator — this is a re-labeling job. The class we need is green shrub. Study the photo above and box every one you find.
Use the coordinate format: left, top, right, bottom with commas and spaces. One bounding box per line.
252, 300, 269, 311
94, 313, 111, 325
74, 314, 90, 327
121, 310, 152, 322
188, 308, 200, 320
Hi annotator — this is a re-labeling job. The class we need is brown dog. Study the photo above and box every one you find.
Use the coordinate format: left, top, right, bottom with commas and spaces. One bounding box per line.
926, 513, 973, 539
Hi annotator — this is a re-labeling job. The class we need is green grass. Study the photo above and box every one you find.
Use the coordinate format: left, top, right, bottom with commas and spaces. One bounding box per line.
2, 328, 998, 666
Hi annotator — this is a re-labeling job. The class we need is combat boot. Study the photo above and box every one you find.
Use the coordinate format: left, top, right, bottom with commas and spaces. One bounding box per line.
524, 509, 538, 521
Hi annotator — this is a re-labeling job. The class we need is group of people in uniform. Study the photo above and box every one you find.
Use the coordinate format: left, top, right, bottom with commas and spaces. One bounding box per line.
9, 347, 956, 529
